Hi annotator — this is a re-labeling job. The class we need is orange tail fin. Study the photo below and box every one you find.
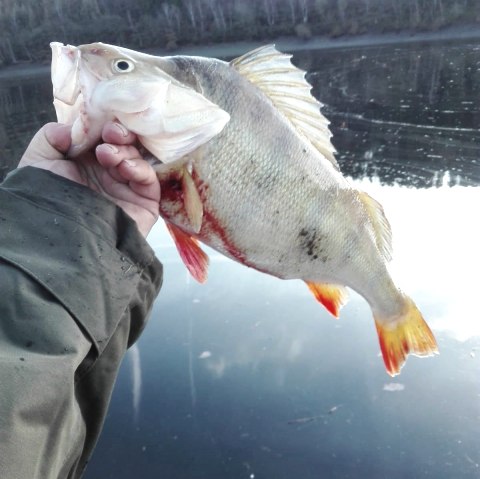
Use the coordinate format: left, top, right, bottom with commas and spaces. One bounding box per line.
375, 297, 438, 376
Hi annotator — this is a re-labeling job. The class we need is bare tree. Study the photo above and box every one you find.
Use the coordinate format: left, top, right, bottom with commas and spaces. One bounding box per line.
4, 37, 18, 64
204, 0, 227, 33
433, 0, 445, 21
262, 0, 277, 26
363, 0, 370, 15
286, 0, 297, 24
161, 2, 181, 32
410, 0, 421, 25
337, 0, 348, 24
221, 0, 236, 30
183, 0, 206, 37
298, 0, 310, 23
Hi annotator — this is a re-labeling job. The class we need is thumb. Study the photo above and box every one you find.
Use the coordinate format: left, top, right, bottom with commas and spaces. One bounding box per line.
44, 122, 73, 155
19, 123, 72, 167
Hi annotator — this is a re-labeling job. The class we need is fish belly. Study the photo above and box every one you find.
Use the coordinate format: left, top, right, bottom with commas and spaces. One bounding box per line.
193, 137, 364, 284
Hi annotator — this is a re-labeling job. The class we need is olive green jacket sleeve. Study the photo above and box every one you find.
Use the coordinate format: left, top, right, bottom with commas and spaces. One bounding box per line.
0, 167, 163, 479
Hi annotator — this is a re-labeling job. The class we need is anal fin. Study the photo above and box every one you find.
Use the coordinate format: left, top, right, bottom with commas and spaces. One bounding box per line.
305, 281, 349, 318
166, 222, 209, 283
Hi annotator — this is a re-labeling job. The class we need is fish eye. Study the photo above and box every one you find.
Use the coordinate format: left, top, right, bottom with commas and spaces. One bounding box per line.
113, 59, 134, 73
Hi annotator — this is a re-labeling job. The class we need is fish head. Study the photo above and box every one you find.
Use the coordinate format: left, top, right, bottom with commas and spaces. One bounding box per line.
50, 42, 230, 161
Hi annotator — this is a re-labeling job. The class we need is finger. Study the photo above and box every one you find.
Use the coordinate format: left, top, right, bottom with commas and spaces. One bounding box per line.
96, 143, 158, 185
95, 144, 141, 169
129, 178, 161, 203
118, 159, 161, 201
107, 165, 129, 184
101, 122, 137, 145
96, 143, 160, 200
117, 158, 158, 186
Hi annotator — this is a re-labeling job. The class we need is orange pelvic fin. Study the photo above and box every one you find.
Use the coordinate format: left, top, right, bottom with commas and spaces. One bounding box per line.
181, 167, 203, 234
305, 281, 349, 318
166, 222, 209, 283
375, 296, 438, 376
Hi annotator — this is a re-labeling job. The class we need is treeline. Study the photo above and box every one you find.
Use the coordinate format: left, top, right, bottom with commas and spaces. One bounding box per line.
0, 0, 478, 66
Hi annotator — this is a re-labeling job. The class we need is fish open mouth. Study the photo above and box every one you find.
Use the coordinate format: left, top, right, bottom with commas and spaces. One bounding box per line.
51, 42, 88, 154
51, 42, 106, 156
137, 144, 163, 167
51, 42, 81, 106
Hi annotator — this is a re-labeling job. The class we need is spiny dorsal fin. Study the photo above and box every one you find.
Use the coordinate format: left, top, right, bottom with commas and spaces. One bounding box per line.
359, 192, 393, 262
231, 45, 338, 169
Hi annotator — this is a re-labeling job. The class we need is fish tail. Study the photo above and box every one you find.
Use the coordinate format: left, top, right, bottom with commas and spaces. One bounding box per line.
374, 296, 438, 376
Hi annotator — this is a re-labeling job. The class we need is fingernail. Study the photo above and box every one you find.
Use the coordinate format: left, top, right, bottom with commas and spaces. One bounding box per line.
123, 159, 136, 167
103, 144, 119, 154
114, 123, 129, 137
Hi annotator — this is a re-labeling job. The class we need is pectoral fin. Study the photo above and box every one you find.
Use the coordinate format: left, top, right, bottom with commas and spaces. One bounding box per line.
166, 222, 209, 283
155, 161, 204, 234
305, 281, 349, 318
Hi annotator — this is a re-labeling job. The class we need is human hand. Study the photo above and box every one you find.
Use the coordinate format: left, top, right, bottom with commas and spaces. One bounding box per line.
19, 122, 160, 237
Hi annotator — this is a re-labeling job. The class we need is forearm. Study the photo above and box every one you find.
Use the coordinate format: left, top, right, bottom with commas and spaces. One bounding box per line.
0, 167, 162, 478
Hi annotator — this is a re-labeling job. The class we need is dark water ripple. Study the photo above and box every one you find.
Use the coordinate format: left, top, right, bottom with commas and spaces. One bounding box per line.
1, 39, 479, 479
295, 41, 480, 187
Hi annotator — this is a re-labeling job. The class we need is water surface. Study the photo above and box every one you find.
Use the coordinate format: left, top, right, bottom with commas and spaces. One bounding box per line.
0, 38, 479, 478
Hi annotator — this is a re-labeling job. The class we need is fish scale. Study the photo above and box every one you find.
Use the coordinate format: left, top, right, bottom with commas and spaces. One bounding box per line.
184, 58, 340, 274
50, 41, 438, 376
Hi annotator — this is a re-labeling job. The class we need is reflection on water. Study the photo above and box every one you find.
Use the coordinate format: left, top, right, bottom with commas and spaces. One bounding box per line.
128, 344, 142, 425
0, 75, 53, 178
297, 41, 480, 187
0, 39, 479, 478
1, 40, 480, 187
149, 171, 480, 346
354, 175, 480, 342
84, 173, 480, 479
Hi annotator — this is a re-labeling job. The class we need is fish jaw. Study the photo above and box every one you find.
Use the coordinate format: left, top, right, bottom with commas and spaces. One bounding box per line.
51, 43, 90, 138
67, 66, 112, 157
50, 42, 108, 156
51, 42, 80, 105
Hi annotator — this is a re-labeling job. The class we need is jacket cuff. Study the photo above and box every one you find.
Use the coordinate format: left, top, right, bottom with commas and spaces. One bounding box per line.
0, 167, 163, 355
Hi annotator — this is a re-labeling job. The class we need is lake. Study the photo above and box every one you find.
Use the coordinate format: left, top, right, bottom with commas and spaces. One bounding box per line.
1, 38, 479, 478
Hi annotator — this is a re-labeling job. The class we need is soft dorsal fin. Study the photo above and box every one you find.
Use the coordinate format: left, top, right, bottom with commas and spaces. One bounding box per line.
358, 192, 393, 262
231, 45, 338, 169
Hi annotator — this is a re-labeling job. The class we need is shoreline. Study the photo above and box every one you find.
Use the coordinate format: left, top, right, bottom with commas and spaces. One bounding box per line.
153, 23, 480, 58
1, 24, 479, 80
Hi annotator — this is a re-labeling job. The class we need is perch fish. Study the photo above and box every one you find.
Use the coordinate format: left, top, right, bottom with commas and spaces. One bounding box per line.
50, 42, 438, 376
